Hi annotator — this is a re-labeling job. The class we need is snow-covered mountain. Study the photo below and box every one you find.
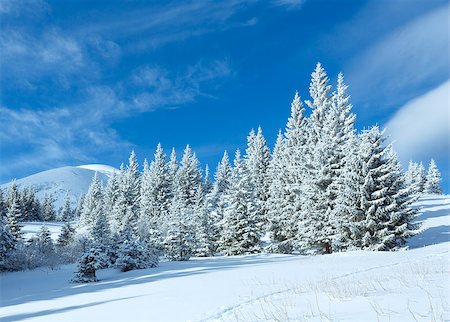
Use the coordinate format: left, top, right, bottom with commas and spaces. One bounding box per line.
1, 164, 118, 210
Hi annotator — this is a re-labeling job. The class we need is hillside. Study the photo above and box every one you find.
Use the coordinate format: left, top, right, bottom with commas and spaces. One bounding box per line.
1, 165, 117, 209
1, 195, 448, 321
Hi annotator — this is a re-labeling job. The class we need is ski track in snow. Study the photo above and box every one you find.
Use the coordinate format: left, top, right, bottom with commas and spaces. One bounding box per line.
201, 250, 449, 321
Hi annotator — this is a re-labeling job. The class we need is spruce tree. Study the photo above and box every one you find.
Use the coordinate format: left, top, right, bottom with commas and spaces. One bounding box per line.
0, 214, 18, 271
140, 144, 171, 235
192, 184, 214, 257
356, 127, 417, 251
6, 196, 22, 240
42, 194, 56, 222
424, 159, 442, 194
208, 151, 232, 251
219, 150, 260, 255
266, 131, 295, 253
164, 191, 194, 261
57, 221, 76, 248
104, 171, 120, 228
21, 186, 41, 221
81, 173, 104, 229
60, 194, 73, 222
245, 127, 271, 230
416, 162, 426, 193
72, 247, 106, 283
115, 219, 157, 272
405, 161, 420, 194
174, 145, 202, 210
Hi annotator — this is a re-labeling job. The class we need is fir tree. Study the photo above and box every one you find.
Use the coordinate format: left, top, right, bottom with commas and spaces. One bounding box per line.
81, 173, 103, 229
6, 196, 22, 240
174, 145, 202, 210
356, 127, 417, 251
60, 194, 73, 222
192, 184, 214, 257
21, 186, 41, 221
245, 127, 271, 230
207, 151, 232, 251
424, 159, 442, 194
219, 150, 260, 255
104, 171, 120, 227
0, 214, 18, 271
72, 247, 106, 283
266, 131, 296, 253
164, 191, 194, 261
42, 194, 56, 222
203, 164, 213, 195
140, 144, 171, 235
116, 219, 158, 271
57, 221, 76, 248
75, 195, 85, 220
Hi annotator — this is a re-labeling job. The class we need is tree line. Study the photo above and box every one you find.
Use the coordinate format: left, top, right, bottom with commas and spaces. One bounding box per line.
1, 63, 443, 282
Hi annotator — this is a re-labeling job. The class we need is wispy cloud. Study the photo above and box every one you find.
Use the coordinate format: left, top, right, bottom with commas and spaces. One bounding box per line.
76, 1, 257, 51
385, 80, 450, 166
0, 88, 129, 179
124, 59, 233, 114
345, 3, 448, 112
0, 58, 233, 181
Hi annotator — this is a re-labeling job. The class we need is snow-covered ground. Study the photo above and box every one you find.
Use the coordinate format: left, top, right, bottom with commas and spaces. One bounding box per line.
1, 195, 449, 322
0, 164, 117, 209
21, 222, 65, 241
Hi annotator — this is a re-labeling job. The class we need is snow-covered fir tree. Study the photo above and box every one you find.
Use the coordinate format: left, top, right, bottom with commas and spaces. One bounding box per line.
203, 164, 213, 195
91, 210, 112, 267
41, 193, 56, 222
121, 151, 141, 228
59, 194, 73, 222
140, 144, 172, 236
57, 221, 76, 248
174, 145, 202, 210
72, 247, 107, 283
192, 183, 214, 257
164, 191, 194, 261
104, 171, 120, 227
245, 127, 271, 229
0, 213, 19, 271
424, 159, 442, 194
75, 195, 85, 221
405, 161, 428, 194
81, 173, 104, 230
6, 195, 23, 240
266, 92, 306, 253
207, 151, 233, 250
21, 186, 41, 221
219, 150, 260, 255
356, 127, 417, 251
115, 219, 158, 272
266, 131, 295, 253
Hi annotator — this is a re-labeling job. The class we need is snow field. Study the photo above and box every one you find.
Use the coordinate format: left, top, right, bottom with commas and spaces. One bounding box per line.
0, 195, 448, 322
20, 222, 65, 241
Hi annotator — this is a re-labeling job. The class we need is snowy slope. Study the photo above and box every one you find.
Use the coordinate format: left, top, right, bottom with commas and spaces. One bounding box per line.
0, 165, 117, 210
21, 222, 65, 241
0, 195, 449, 322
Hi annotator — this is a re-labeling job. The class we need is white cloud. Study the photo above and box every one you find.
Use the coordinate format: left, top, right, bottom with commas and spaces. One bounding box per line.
0, 59, 233, 181
385, 80, 450, 165
345, 3, 449, 109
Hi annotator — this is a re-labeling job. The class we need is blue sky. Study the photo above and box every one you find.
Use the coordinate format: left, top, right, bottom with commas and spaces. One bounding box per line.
0, 0, 448, 192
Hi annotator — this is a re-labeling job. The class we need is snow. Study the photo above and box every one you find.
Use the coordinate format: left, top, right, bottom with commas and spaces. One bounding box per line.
1, 165, 117, 209
20, 222, 65, 241
1, 195, 449, 321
